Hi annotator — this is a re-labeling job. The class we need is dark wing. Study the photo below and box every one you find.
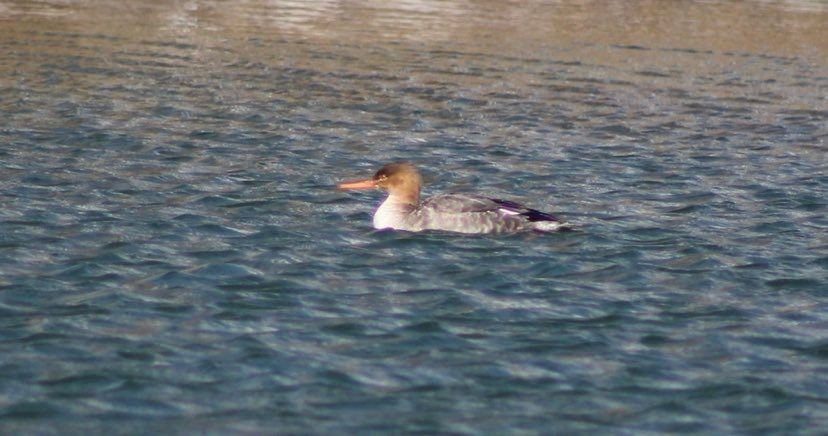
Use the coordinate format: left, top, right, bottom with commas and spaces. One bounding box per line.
422, 194, 563, 222
487, 198, 564, 223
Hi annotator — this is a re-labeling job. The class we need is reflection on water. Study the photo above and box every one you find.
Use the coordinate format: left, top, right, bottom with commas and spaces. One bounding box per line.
2, 0, 828, 53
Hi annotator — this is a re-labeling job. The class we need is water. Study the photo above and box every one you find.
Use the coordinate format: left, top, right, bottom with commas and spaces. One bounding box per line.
1, 0, 827, 433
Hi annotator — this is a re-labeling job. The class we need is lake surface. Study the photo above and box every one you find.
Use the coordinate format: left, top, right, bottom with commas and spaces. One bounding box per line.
1, 0, 827, 433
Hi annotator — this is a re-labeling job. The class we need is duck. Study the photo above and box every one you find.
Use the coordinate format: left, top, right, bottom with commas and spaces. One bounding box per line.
337, 163, 568, 234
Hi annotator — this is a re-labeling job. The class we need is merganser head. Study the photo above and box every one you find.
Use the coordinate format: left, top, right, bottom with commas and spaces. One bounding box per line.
338, 162, 421, 204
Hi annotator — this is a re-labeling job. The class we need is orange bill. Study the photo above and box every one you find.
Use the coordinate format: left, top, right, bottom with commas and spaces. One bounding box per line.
337, 178, 376, 190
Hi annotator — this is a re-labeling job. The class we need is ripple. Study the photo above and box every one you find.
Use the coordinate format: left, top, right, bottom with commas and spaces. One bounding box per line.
1, 0, 826, 433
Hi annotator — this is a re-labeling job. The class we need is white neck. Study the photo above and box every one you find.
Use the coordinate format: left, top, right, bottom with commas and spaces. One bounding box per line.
373, 194, 417, 230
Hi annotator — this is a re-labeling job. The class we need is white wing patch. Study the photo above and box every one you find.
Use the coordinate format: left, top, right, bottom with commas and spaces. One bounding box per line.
497, 208, 521, 216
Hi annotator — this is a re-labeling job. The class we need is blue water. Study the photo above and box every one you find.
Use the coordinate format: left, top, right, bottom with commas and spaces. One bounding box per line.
1, 1, 827, 433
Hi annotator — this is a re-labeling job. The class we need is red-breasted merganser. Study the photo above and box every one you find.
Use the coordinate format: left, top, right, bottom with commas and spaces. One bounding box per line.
338, 163, 568, 234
